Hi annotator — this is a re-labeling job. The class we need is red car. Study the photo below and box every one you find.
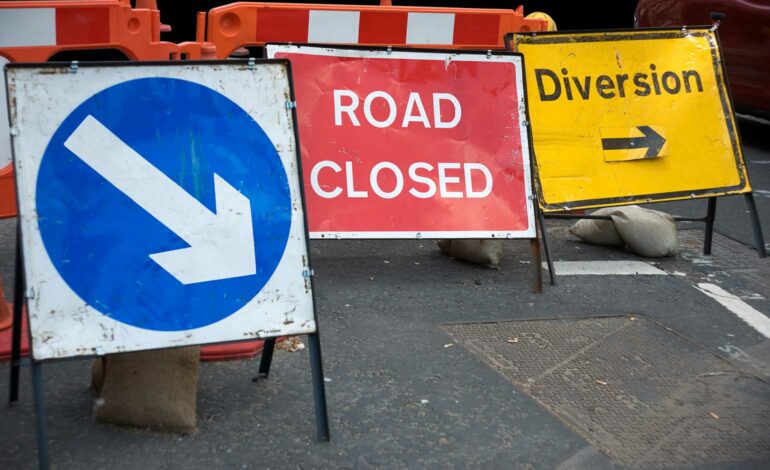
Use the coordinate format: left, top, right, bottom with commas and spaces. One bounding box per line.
635, 0, 770, 119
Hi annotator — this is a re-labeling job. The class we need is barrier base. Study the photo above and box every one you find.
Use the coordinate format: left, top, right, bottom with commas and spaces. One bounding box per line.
200, 340, 265, 362
1, 314, 272, 362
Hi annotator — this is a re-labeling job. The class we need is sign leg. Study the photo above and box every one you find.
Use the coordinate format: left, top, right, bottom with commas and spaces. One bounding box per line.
703, 197, 717, 255
256, 338, 276, 380
744, 193, 767, 258
307, 332, 330, 442
529, 239, 543, 294
31, 361, 50, 470
9, 225, 25, 405
537, 208, 556, 285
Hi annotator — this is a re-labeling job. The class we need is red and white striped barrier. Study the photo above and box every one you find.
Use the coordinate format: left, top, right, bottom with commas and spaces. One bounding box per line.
207, 3, 548, 58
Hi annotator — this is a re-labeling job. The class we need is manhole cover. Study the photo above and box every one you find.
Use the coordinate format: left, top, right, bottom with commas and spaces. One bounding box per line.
442, 316, 770, 468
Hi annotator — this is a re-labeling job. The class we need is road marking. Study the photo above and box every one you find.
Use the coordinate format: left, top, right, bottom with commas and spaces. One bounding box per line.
753, 189, 770, 198
542, 260, 667, 276
696, 283, 770, 339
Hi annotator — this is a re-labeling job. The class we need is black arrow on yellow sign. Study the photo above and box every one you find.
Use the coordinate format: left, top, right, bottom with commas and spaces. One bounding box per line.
601, 126, 666, 158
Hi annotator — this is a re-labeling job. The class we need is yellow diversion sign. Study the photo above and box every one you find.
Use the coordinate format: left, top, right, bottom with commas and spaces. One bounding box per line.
513, 28, 750, 211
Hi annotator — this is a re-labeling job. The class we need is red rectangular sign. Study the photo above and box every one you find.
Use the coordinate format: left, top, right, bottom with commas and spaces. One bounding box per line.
267, 45, 535, 239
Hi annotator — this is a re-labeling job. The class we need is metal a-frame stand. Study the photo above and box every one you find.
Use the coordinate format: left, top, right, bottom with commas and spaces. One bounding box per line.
505, 19, 765, 284
255, 334, 330, 441
8, 223, 50, 470
542, 193, 766, 283
9, 221, 331, 470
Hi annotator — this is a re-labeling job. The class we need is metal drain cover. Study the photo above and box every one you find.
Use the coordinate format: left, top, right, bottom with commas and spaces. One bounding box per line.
442, 316, 770, 468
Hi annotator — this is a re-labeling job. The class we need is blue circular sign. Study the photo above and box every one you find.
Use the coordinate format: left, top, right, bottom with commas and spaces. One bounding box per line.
36, 78, 292, 331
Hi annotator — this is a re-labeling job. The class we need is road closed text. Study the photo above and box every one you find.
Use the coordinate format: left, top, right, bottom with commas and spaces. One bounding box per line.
333, 90, 462, 128
310, 161, 492, 199
311, 89, 488, 200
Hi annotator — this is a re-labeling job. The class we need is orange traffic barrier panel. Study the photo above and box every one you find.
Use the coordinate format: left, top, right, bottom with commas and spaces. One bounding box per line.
178, 11, 219, 60
200, 340, 265, 362
0, 0, 180, 220
0, 312, 31, 362
206, 2, 549, 59
0, 0, 177, 63
0, 167, 13, 221
0, 277, 10, 331
0, 276, 31, 361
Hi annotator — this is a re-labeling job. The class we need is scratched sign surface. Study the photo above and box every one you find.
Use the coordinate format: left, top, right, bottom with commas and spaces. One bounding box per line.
7, 62, 316, 360
514, 28, 751, 211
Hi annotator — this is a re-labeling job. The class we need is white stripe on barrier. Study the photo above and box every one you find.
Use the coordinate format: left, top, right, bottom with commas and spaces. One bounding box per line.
406, 12, 454, 45
542, 260, 667, 275
0, 8, 56, 48
696, 283, 770, 339
308, 10, 360, 44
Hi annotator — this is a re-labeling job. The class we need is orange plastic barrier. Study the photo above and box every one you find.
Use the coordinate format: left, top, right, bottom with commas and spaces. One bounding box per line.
206, 2, 549, 59
0, 0, 177, 63
0, 277, 10, 332
0, 312, 30, 362
0, 0, 180, 220
200, 340, 265, 362
178, 12, 218, 60
0, 276, 31, 361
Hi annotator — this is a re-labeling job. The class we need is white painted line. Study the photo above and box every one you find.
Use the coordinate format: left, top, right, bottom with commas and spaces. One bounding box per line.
541, 260, 667, 276
0, 8, 56, 48
753, 189, 770, 198
406, 12, 455, 44
750, 160, 770, 165
308, 10, 360, 43
695, 283, 770, 339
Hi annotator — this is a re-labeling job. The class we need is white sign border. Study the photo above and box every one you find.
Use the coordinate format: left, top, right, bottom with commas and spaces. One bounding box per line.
8, 61, 317, 360
267, 44, 537, 240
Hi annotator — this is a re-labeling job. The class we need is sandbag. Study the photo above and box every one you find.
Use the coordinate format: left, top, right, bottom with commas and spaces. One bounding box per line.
90, 358, 105, 394
437, 239, 504, 268
94, 346, 200, 433
568, 208, 625, 247
437, 239, 452, 256
610, 206, 678, 257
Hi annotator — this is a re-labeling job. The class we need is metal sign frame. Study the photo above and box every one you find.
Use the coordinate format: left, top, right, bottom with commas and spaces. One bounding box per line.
510, 27, 750, 212
264, 43, 551, 290
267, 43, 538, 241
5, 59, 330, 469
504, 26, 765, 285
9, 60, 319, 359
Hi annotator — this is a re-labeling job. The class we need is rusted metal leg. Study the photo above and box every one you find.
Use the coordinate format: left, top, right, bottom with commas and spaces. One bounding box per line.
9, 224, 24, 405
703, 197, 717, 255
744, 193, 767, 258
530, 238, 543, 293
307, 332, 330, 442
538, 208, 556, 285
256, 337, 276, 380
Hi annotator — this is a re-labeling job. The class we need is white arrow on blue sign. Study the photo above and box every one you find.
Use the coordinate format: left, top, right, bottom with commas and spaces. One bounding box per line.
8, 63, 316, 360
63, 114, 257, 285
